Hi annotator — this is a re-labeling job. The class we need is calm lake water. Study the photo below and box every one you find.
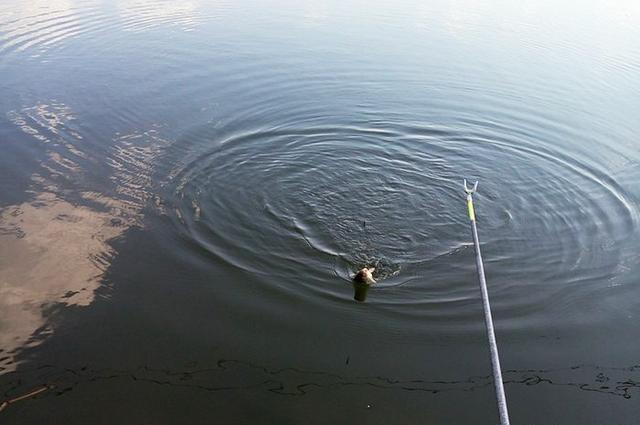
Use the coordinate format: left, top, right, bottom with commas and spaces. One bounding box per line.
1, 0, 639, 423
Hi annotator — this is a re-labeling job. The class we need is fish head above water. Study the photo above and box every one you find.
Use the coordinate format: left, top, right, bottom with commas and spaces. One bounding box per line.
354, 267, 376, 284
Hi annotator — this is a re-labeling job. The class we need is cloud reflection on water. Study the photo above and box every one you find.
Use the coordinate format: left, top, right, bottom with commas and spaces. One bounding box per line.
0, 102, 166, 372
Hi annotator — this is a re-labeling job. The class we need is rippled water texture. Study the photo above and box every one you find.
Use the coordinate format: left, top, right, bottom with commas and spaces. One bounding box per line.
1, 0, 639, 423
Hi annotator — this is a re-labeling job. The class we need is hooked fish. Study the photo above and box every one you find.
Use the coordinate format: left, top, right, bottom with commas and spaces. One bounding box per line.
353, 267, 376, 285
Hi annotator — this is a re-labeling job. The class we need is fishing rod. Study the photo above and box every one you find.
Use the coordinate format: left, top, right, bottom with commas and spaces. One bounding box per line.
463, 179, 510, 425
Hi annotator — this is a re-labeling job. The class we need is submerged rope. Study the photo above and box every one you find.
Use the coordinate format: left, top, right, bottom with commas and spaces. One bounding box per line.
464, 180, 510, 425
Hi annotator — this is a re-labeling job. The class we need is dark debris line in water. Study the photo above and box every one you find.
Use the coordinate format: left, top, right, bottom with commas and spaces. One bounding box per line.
1, 360, 640, 410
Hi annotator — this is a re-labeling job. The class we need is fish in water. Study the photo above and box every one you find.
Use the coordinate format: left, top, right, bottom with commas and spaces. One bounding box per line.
353, 267, 376, 285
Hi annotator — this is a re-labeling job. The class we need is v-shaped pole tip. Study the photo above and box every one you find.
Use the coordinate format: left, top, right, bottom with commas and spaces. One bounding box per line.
463, 179, 479, 194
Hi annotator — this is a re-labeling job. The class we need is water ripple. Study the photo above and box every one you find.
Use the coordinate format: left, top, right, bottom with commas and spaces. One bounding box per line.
0, 0, 210, 57
163, 115, 638, 329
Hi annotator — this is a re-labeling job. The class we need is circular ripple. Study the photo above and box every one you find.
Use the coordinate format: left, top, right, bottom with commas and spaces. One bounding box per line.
169, 125, 468, 283
165, 121, 638, 316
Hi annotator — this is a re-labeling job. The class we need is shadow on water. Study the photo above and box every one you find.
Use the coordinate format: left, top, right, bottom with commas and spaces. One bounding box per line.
1, 94, 639, 424
0, 211, 639, 424
1, 99, 639, 423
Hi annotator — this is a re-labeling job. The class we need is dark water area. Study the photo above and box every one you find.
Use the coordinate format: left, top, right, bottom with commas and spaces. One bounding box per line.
1, 0, 639, 423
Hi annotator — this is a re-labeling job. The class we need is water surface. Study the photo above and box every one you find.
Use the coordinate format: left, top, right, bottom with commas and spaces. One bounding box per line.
1, 0, 640, 423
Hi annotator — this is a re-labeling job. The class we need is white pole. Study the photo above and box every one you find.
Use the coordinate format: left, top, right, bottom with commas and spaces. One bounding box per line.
465, 181, 510, 425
